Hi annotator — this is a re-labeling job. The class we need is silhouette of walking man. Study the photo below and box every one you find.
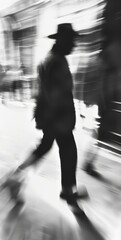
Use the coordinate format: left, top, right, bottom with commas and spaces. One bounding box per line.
15, 23, 86, 207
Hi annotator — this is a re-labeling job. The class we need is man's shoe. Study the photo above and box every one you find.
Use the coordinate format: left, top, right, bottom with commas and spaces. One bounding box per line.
60, 191, 78, 201
60, 188, 89, 201
83, 162, 95, 173
83, 163, 101, 178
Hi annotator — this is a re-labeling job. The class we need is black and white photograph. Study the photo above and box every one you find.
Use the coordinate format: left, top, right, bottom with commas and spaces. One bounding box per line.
0, 0, 121, 240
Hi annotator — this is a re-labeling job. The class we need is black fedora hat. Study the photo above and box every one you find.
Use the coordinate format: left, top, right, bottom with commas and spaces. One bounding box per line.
48, 23, 79, 39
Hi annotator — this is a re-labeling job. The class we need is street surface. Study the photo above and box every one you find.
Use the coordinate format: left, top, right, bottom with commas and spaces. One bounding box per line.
0, 99, 121, 240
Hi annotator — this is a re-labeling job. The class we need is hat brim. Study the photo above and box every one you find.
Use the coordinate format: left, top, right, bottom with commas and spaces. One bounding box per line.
48, 33, 58, 39
47, 31, 80, 39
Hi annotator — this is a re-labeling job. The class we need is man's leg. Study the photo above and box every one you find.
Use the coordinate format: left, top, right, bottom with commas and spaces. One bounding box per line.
56, 132, 77, 197
18, 131, 54, 170
56, 132, 88, 204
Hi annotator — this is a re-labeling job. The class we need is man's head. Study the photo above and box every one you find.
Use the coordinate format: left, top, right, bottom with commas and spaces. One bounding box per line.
48, 23, 79, 55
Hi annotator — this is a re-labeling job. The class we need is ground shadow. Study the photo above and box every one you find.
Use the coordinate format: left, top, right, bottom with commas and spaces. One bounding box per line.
74, 210, 105, 240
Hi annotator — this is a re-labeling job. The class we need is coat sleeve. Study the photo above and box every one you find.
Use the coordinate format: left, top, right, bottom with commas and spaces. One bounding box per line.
46, 57, 73, 111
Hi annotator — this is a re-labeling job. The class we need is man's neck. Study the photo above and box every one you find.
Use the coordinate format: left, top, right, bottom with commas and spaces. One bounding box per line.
52, 43, 66, 56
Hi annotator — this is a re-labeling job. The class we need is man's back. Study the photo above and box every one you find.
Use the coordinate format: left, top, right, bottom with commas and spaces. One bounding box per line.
36, 48, 76, 133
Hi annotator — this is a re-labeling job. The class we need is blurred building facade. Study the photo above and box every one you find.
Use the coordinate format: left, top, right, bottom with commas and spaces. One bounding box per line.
97, 0, 121, 146
0, 0, 40, 74
0, 0, 105, 102
1, 0, 121, 146
0, 0, 105, 73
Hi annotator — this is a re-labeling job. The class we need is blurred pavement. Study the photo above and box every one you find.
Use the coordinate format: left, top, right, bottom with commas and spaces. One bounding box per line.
0, 99, 121, 240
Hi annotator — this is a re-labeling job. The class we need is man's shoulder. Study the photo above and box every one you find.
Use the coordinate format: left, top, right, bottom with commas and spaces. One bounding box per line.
45, 51, 65, 65
37, 51, 66, 73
